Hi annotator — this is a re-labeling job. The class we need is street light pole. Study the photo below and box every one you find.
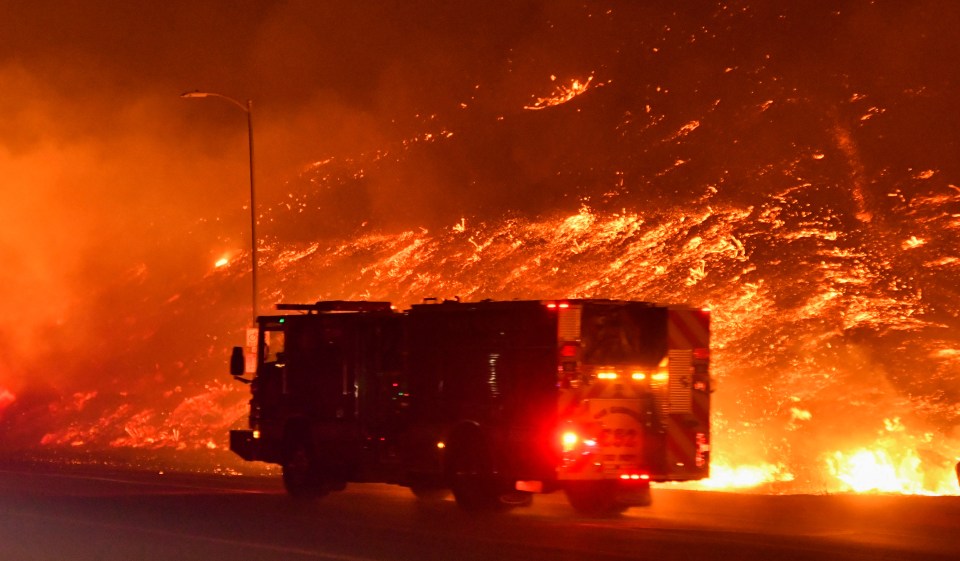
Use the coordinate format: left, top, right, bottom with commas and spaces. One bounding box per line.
181, 91, 259, 325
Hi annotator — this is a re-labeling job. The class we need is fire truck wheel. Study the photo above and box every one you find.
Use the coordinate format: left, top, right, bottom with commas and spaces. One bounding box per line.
447, 441, 510, 512
564, 481, 629, 517
282, 437, 328, 499
409, 485, 451, 501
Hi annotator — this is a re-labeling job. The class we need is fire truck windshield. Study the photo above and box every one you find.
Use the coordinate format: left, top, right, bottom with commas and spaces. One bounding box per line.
262, 329, 285, 364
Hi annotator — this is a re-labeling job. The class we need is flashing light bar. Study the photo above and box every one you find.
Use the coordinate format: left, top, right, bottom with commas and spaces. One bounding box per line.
651, 372, 669, 382
619, 473, 650, 480
596, 372, 618, 380
631, 372, 647, 381
545, 301, 571, 309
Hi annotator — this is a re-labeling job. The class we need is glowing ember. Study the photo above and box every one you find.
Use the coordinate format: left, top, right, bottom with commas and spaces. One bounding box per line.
214, 257, 229, 268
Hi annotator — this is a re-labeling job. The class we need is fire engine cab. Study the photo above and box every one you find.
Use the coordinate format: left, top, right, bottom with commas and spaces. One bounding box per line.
229, 299, 711, 515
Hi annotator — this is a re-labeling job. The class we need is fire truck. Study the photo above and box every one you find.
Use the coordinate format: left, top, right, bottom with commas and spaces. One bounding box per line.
229, 299, 711, 515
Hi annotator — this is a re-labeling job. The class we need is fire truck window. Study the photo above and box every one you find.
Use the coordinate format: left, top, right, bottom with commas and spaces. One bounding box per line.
264, 331, 285, 363
581, 305, 666, 365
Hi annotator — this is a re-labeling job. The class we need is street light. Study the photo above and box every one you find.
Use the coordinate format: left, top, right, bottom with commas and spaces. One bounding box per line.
181, 90, 259, 325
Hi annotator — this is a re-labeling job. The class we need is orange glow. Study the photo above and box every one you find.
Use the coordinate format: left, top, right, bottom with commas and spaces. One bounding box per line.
214, 257, 229, 268
0, 387, 14, 411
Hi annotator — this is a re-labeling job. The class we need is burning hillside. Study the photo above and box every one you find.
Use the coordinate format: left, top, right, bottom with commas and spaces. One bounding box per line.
1, 2, 958, 492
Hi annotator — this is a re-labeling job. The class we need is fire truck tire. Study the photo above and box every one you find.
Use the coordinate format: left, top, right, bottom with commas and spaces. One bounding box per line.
446, 441, 510, 512
409, 485, 450, 501
564, 481, 629, 517
281, 436, 328, 499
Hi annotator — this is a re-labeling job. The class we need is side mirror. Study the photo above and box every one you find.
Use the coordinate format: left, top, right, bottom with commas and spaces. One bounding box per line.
230, 346, 246, 376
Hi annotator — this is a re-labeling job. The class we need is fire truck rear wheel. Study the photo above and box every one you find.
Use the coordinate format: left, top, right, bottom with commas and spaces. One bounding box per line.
447, 441, 510, 512
282, 437, 328, 499
409, 485, 450, 501
564, 481, 629, 517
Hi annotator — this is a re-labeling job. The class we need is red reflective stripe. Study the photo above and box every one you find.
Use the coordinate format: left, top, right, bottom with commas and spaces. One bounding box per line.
669, 309, 710, 349
665, 421, 695, 465
692, 391, 709, 423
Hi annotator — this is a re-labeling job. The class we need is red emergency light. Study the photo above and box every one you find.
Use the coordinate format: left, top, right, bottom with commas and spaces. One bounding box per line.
619, 473, 650, 480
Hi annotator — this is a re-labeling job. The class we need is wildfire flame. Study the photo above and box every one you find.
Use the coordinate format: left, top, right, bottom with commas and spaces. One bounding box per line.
524, 75, 596, 111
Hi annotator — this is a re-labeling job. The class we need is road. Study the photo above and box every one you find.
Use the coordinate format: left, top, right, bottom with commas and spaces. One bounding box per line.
0, 461, 957, 561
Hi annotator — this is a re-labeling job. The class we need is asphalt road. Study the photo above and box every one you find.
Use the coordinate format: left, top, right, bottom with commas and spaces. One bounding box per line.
0, 461, 957, 561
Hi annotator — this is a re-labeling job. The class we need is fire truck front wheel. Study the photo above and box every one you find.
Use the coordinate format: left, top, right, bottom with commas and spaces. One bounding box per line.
282, 436, 328, 499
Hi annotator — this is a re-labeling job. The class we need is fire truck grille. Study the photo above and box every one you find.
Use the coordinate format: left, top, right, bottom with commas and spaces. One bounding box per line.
668, 350, 693, 413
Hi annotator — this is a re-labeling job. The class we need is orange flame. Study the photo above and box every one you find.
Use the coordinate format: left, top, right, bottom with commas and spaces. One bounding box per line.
524, 75, 596, 110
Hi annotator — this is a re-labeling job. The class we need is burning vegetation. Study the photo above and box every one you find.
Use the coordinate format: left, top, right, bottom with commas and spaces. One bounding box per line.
1, 2, 959, 493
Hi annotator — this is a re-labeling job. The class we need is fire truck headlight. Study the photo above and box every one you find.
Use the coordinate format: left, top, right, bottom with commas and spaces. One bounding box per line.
562, 431, 579, 452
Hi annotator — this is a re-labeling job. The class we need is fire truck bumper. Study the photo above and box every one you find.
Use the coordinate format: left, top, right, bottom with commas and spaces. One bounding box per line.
229, 429, 261, 461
